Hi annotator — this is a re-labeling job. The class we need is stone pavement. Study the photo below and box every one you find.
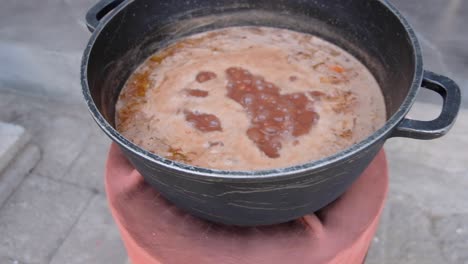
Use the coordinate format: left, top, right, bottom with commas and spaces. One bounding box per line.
367, 104, 468, 264
0, 0, 466, 263
0, 122, 29, 174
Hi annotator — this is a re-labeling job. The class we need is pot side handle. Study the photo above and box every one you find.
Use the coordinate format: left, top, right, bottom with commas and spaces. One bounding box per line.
391, 71, 461, 140
86, 0, 125, 33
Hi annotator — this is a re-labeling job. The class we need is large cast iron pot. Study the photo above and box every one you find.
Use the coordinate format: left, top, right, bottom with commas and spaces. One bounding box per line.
82, 0, 461, 226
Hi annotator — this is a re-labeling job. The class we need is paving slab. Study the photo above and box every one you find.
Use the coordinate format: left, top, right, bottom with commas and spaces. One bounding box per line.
0, 42, 83, 104
0, 89, 94, 130
0, 92, 16, 121
385, 102, 468, 174
432, 213, 468, 264
385, 102, 468, 216
0, 0, 95, 53
0, 91, 97, 184
0, 122, 29, 173
367, 101, 468, 263
0, 256, 24, 264
0, 176, 93, 264
65, 126, 111, 193
0, 91, 48, 124
25, 113, 92, 180
0, 144, 40, 208
366, 193, 447, 264
0, 0, 95, 105
50, 194, 127, 264
386, 156, 468, 216
391, 0, 468, 106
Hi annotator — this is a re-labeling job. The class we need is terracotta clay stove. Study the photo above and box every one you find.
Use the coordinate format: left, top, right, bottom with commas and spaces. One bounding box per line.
105, 143, 388, 264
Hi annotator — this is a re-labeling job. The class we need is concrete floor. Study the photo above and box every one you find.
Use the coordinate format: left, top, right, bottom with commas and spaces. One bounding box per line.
0, 0, 466, 263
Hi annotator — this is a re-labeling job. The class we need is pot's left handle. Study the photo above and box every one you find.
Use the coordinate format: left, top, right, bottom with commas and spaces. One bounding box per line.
86, 0, 125, 32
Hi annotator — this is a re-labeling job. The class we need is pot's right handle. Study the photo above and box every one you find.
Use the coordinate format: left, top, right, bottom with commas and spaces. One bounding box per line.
391, 71, 461, 140
86, 0, 125, 33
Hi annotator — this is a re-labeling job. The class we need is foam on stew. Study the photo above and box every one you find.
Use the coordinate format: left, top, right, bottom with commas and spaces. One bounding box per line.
116, 26, 386, 171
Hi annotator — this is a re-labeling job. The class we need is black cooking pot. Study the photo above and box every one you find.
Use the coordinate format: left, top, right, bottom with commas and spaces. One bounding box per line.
82, 0, 461, 226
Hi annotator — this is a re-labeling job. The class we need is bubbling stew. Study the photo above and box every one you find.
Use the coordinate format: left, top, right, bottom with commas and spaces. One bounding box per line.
116, 27, 386, 170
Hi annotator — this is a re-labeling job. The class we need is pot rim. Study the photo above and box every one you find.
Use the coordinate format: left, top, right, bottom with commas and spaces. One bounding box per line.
81, 0, 423, 181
